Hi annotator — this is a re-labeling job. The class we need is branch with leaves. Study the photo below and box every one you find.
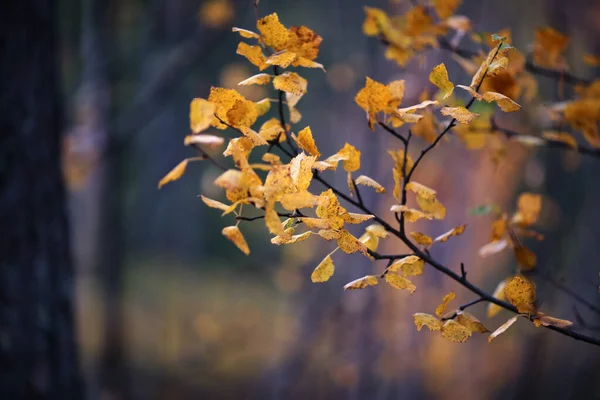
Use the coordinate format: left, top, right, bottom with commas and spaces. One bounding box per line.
158, 2, 600, 346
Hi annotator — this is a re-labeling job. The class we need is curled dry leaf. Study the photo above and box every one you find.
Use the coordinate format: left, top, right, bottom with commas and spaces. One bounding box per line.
390, 205, 435, 222
344, 275, 379, 290
436, 292, 456, 317
238, 73, 272, 86
232, 27, 260, 39
355, 175, 386, 193
482, 91, 521, 112
479, 239, 509, 258
488, 315, 520, 343
271, 231, 313, 245
311, 255, 335, 283
221, 225, 250, 255
441, 319, 472, 343
184, 134, 224, 149
190, 98, 216, 133
413, 313, 442, 331
294, 126, 320, 157
533, 313, 573, 328
434, 224, 467, 243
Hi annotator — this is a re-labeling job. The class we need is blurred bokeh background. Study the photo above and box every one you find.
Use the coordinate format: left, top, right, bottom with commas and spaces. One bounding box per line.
57, 0, 600, 398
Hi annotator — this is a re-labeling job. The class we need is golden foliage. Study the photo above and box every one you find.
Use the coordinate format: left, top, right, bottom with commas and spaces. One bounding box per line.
222, 225, 250, 255
436, 292, 456, 318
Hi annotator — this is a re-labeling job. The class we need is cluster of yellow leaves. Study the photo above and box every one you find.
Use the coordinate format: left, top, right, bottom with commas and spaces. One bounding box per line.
478, 192, 543, 271
413, 292, 489, 343
554, 79, 600, 149
362, 4, 466, 67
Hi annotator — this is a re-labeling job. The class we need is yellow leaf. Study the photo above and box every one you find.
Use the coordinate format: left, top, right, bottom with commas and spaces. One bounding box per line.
238, 73, 271, 86
487, 279, 509, 318
413, 313, 443, 331
514, 245, 537, 270
184, 134, 224, 149
456, 84, 483, 100
221, 225, 250, 255
286, 25, 322, 61
406, 182, 446, 220
294, 126, 320, 157
158, 159, 188, 189
533, 27, 570, 69
542, 131, 578, 149
362, 7, 389, 36
355, 175, 386, 193
456, 311, 489, 333
208, 87, 258, 130
266, 50, 297, 68
366, 224, 388, 238
388, 80, 406, 109
512, 192, 542, 227
258, 118, 285, 142
280, 191, 319, 211
273, 72, 308, 96
583, 54, 600, 67
471, 46, 499, 89
505, 275, 536, 313
390, 205, 434, 223
355, 77, 394, 130
479, 239, 509, 258
490, 218, 506, 241
256, 13, 290, 51
190, 98, 216, 133
388, 255, 424, 277
300, 217, 331, 230
200, 195, 229, 211
384, 273, 416, 294
318, 229, 341, 241
429, 63, 454, 99
236, 42, 268, 70
289, 152, 316, 191
441, 319, 472, 343
232, 27, 260, 39
488, 315, 520, 343
434, 224, 467, 243
337, 143, 361, 172
342, 212, 375, 224
436, 292, 456, 317
271, 231, 313, 245
265, 202, 285, 236
482, 91, 521, 112
389, 149, 414, 199
441, 106, 479, 124
311, 255, 334, 283
336, 229, 368, 255
410, 232, 433, 246
255, 98, 271, 116
344, 275, 379, 290
432, 0, 462, 20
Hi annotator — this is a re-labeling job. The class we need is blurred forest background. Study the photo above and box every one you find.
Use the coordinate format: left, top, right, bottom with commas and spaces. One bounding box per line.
32, 0, 600, 398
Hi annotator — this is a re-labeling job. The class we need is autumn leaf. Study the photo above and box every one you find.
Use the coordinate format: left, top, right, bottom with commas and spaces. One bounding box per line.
236, 42, 268, 70
413, 313, 442, 331
190, 98, 216, 133
344, 275, 379, 290
432, 0, 462, 20
482, 91, 521, 112
436, 292, 456, 317
542, 131, 578, 149
434, 224, 467, 243
487, 279, 509, 318
222, 225, 250, 255
514, 245, 537, 270
355, 77, 393, 129
456, 311, 489, 333
238, 73, 271, 86
336, 229, 368, 255
355, 175, 386, 193
512, 193, 542, 227
294, 126, 320, 157
406, 182, 446, 220
271, 231, 313, 245
505, 275, 536, 313
232, 27, 260, 39
533, 313, 573, 328
200, 195, 229, 212
273, 72, 308, 96
441, 106, 479, 124
410, 232, 433, 246
388, 255, 424, 277
390, 205, 435, 223
429, 63, 454, 99
533, 26, 570, 68
257, 13, 290, 51
384, 273, 416, 294
479, 239, 509, 258
158, 159, 188, 189
184, 134, 224, 149
311, 254, 335, 283
441, 319, 472, 343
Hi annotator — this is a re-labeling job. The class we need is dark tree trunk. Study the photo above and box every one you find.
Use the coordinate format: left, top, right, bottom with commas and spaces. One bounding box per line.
0, 1, 82, 398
